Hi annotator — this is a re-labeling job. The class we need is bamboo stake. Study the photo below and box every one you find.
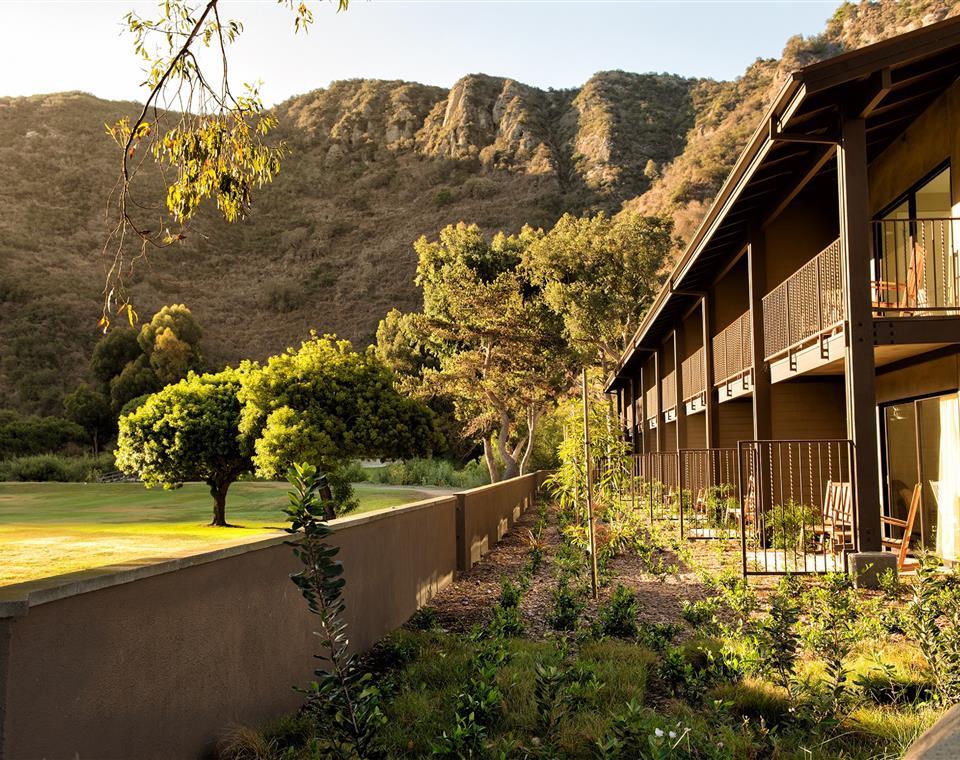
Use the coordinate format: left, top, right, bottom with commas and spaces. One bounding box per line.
582, 368, 599, 599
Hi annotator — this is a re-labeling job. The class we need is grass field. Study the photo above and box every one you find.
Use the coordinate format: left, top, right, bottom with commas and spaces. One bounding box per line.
0, 481, 440, 587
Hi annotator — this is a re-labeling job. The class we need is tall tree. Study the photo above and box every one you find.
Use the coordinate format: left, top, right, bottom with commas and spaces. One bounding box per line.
237, 334, 441, 518
115, 368, 251, 526
64, 385, 114, 456
137, 304, 205, 385
378, 223, 574, 482
524, 212, 673, 373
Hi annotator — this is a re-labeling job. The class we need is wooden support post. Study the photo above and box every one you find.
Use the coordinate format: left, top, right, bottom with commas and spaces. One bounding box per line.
673, 328, 687, 451
581, 368, 599, 599
653, 349, 664, 452
702, 295, 719, 448
639, 365, 646, 454
838, 116, 882, 553
630, 376, 640, 455
747, 234, 772, 440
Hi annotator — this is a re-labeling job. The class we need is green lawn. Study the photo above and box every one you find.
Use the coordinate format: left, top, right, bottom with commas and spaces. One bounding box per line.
0, 481, 438, 587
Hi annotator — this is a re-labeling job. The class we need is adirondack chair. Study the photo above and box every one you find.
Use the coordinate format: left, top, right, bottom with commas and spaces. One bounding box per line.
873, 241, 926, 314
812, 480, 854, 552
724, 475, 756, 526
881, 482, 922, 570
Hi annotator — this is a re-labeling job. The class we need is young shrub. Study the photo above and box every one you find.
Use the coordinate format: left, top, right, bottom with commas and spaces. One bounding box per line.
754, 575, 802, 695
680, 597, 721, 630
596, 585, 640, 639
284, 463, 385, 757
904, 554, 960, 704
499, 578, 522, 609
800, 572, 861, 715
548, 575, 586, 632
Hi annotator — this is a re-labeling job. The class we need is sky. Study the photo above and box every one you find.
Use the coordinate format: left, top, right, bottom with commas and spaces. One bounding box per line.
0, 0, 845, 105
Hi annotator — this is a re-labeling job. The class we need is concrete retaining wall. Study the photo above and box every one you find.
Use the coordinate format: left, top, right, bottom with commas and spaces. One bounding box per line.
0, 473, 545, 760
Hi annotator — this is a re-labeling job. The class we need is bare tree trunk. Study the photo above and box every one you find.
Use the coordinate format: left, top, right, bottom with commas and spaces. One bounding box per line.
519, 406, 539, 476
208, 478, 234, 527
483, 438, 502, 483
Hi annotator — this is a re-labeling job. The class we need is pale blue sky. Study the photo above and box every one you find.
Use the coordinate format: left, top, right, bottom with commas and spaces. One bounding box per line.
1, 0, 844, 105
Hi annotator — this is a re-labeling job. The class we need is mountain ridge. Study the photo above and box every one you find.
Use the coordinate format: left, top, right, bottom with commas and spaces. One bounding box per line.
1, 0, 958, 415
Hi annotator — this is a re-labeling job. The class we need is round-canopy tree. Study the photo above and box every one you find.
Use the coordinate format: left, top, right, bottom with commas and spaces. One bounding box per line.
115, 368, 251, 526
64, 385, 114, 455
238, 334, 441, 518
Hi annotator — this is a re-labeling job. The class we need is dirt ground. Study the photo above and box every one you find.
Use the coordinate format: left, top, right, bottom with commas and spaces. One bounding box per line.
423, 503, 776, 638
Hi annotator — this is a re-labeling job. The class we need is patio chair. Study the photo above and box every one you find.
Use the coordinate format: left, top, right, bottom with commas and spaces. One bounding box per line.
881, 482, 922, 570
872, 241, 926, 314
724, 475, 755, 526
812, 480, 854, 552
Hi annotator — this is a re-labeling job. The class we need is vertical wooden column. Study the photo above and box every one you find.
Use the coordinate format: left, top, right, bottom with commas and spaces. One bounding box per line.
838, 116, 882, 553
747, 234, 772, 441
629, 376, 640, 455
639, 365, 646, 454
673, 328, 687, 451
701, 295, 719, 448
653, 349, 664, 452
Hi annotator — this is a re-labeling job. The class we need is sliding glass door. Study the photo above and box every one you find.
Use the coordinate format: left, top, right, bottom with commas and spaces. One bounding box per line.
882, 391, 960, 562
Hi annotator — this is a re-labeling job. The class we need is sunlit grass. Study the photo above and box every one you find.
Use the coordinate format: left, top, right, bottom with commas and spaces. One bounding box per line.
0, 481, 438, 586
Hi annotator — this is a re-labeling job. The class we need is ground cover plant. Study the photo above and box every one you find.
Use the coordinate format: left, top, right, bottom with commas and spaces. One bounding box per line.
220, 487, 956, 759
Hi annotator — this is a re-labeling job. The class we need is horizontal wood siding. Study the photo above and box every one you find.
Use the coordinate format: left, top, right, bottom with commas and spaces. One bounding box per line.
770, 380, 848, 440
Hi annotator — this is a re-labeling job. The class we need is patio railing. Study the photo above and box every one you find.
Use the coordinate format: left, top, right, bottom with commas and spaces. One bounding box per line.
712, 310, 753, 388
737, 439, 855, 576
872, 218, 960, 315
762, 238, 845, 362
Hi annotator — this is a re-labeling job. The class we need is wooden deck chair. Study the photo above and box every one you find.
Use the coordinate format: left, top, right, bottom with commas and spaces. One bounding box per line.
881, 482, 922, 570
694, 487, 708, 513
724, 474, 756, 526
873, 241, 926, 313
813, 481, 854, 552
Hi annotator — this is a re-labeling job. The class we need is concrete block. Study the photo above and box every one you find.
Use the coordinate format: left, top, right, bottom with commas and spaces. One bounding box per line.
903, 704, 960, 759
847, 551, 898, 588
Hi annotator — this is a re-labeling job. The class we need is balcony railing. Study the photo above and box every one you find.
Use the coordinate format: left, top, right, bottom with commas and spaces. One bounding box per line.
872, 218, 960, 314
763, 238, 845, 362
661, 370, 677, 413
712, 311, 753, 387
681, 347, 706, 403
645, 385, 658, 424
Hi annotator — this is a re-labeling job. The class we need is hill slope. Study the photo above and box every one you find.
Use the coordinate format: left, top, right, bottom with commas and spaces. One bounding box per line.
1, 0, 957, 415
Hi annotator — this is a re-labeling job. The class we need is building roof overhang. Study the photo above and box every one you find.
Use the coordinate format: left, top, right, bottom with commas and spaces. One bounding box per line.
607, 15, 960, 393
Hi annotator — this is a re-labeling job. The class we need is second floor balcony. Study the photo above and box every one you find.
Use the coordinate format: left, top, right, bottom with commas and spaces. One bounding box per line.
762, 218, 960, 381
712, 310, 753, 401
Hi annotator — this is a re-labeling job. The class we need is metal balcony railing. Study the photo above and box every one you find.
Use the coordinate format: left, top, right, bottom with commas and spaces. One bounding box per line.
872, 218, 960, 315
661, 370, 677, 413
645, 384, 658, 422
712, 311, 753, 387
681, 347, 705, 403
762, 239, 845, 362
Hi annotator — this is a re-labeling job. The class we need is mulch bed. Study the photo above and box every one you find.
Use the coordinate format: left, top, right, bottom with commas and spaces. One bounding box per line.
420, 503, 779, 638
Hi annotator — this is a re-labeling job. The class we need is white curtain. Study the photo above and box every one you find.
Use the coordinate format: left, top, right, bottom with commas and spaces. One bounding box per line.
936, 394, 960, 562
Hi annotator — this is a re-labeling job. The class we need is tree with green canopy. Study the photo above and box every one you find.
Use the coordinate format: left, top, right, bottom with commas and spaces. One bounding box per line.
90, 328, 142, 389
115, 368, 251, 526
523, 212, 674, 373
137, 304, 205, 385
378, 223, 574, 482
238, 334, 441, 518
64, 385, 114, 456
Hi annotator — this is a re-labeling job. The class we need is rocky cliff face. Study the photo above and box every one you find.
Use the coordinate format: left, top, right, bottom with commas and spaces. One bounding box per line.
1, 0, 958, 414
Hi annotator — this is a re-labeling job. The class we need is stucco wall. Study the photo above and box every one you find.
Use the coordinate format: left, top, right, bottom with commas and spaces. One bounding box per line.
456, 471, 548, 570
0, 474, 545, 760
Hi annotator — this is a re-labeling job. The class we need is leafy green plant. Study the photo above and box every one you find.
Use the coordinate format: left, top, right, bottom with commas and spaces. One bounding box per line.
800, 573, 861, 716
636, 621, 683, 653
905, 554, 960, 704
754, 575, 801, 695
548, 575, 586, 631
409, 606, 439, 632
767, 500, 820, 551
533, 659, 601, 731
499, 579, 522, 609
681, 597, 721, 630
284, 462, 384, 758
596, 585, 640, 639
